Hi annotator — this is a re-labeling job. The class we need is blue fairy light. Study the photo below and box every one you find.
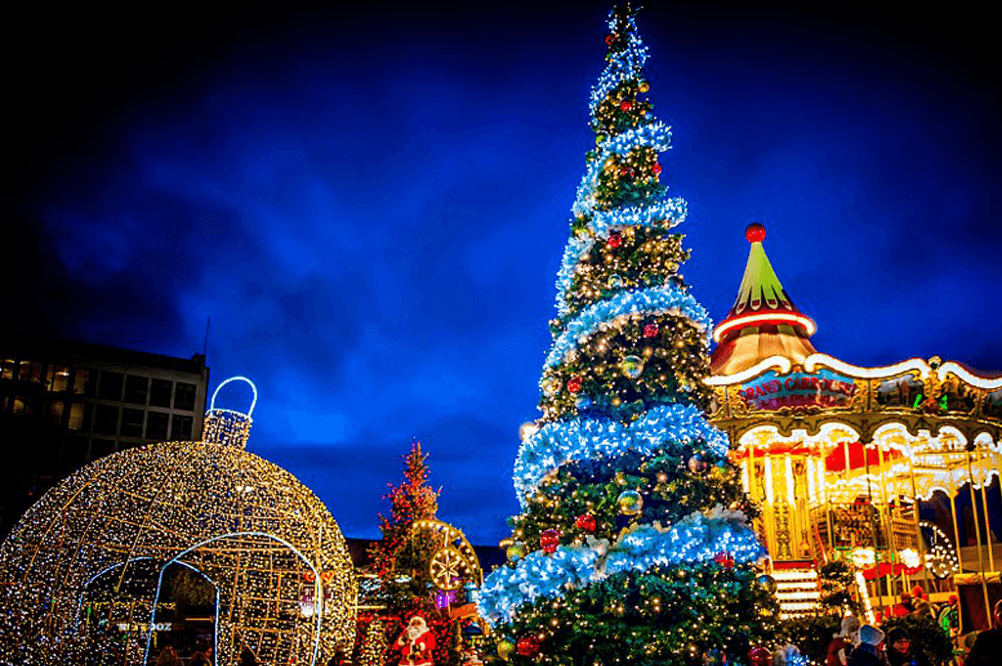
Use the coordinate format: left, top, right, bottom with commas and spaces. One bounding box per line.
544, 285, 712, 370
513, 403, 728, 504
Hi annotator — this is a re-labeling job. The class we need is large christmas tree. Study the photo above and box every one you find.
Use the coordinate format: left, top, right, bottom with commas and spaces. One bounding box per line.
477, 6, 777, 666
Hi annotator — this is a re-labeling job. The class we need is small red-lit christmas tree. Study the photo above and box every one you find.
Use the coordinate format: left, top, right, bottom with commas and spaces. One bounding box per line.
368, 440, 440, 587
358, 442, 481, 666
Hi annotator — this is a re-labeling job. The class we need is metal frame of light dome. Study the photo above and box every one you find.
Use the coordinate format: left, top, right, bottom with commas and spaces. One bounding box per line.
142, 530, 328, 666
0, 377, 356, 666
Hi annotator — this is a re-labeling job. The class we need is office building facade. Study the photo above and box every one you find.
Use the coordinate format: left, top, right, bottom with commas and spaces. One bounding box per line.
0, 335, 209, 535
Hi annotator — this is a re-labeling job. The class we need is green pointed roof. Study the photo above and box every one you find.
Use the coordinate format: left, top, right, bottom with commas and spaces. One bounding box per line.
712, 223, 816, 343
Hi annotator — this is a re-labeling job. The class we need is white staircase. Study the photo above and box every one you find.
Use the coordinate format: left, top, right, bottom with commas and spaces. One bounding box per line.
772, 567, 822, 619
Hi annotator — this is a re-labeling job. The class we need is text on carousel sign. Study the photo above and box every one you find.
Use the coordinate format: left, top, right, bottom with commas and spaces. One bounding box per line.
738, 369, 856, 410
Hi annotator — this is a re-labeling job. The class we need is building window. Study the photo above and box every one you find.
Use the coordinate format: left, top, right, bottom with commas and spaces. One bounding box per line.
146, 411, 169, 441
19, 361, 43, 383
93, 404, 119, 435
68, 403, 90, 431
98, 371, 124, 401
75, 369, 94, 397
90, 439, 116, 460
174, 382, 196, 411
51, 366, 71, 392
150, 379, 173, 408
1, 359, 14, 380
171, 414, 193, 441
49, 400, 65, 425
121, 408, 144, 437
124, 375, 148, 405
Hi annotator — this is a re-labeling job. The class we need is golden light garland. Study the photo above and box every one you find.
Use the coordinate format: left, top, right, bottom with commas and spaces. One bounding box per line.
358, 618, 389, 666
0, 377, 357, 665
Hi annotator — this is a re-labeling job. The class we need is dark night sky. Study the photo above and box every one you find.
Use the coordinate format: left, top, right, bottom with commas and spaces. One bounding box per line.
5, 1, 1000, 544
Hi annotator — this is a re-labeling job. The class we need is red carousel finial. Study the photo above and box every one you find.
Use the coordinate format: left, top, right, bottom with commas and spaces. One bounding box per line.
745, 223, 766, 243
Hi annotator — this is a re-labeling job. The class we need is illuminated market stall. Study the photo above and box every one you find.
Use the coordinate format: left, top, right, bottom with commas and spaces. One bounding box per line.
0, 377, 357, 665
706, 224, 1002, 629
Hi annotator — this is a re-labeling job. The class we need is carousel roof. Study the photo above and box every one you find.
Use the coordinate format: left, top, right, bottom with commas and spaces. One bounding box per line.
711, 223, 818, 375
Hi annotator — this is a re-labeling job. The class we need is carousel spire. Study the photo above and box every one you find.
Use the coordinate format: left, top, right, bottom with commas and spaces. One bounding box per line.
710, 224, 818, 375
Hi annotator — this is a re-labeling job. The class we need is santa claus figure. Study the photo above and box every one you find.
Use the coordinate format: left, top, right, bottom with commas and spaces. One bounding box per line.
393, 615, 436, 666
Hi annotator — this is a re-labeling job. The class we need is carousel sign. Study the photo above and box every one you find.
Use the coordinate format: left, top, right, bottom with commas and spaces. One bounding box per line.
738, 368, 856, 410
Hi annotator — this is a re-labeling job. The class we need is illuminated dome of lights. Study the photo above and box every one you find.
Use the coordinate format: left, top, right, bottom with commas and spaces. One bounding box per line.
0, 377, 356, 666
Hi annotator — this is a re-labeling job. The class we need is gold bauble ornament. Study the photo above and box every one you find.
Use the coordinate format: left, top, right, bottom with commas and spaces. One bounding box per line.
497, 638, 516, 661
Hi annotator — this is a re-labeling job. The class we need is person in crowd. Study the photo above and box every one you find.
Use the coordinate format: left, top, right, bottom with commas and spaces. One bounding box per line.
885, 627, 928, 666
937, 595, 959, 639
154, 645, 183, 666
965, 599, 1002, 666
827, 616, 861, 666
189, 644, 213, 666
847, 625, 887, 666
772, 644, 806, 666
892, 593, 913, 617
908, 586, 932, 617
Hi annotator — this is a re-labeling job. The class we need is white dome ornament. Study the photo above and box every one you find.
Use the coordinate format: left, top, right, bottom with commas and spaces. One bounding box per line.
0, 376, 356, 666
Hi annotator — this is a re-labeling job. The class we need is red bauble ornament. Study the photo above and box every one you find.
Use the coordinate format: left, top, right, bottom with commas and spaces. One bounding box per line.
714, 551, 735, 569
652, 163, 662, 175
620, 100, 632, 111
517, 635, 542, 658
643, 323, 659, 338
540, 529, 561, 554
748, 647, 771, 666
745, 223, 766, 243
575, 513, 597, 532
605, 34, 615, 46
607, 232, 622, 248
567, 376, 583, 394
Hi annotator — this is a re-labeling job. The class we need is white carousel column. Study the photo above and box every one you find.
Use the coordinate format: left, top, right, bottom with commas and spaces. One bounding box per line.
966, 447, 992, 623
906, 436, 930, 597
976, 445, 997, 574
785, 454, 796, 506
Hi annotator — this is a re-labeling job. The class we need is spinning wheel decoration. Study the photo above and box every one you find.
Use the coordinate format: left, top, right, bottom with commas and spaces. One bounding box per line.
920, 520, 960, 579
430, 546, 465, 591
412, 519, 482, 591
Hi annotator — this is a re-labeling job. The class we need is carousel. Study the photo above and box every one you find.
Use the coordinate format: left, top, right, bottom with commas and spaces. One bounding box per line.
706, 224, 1002, 631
